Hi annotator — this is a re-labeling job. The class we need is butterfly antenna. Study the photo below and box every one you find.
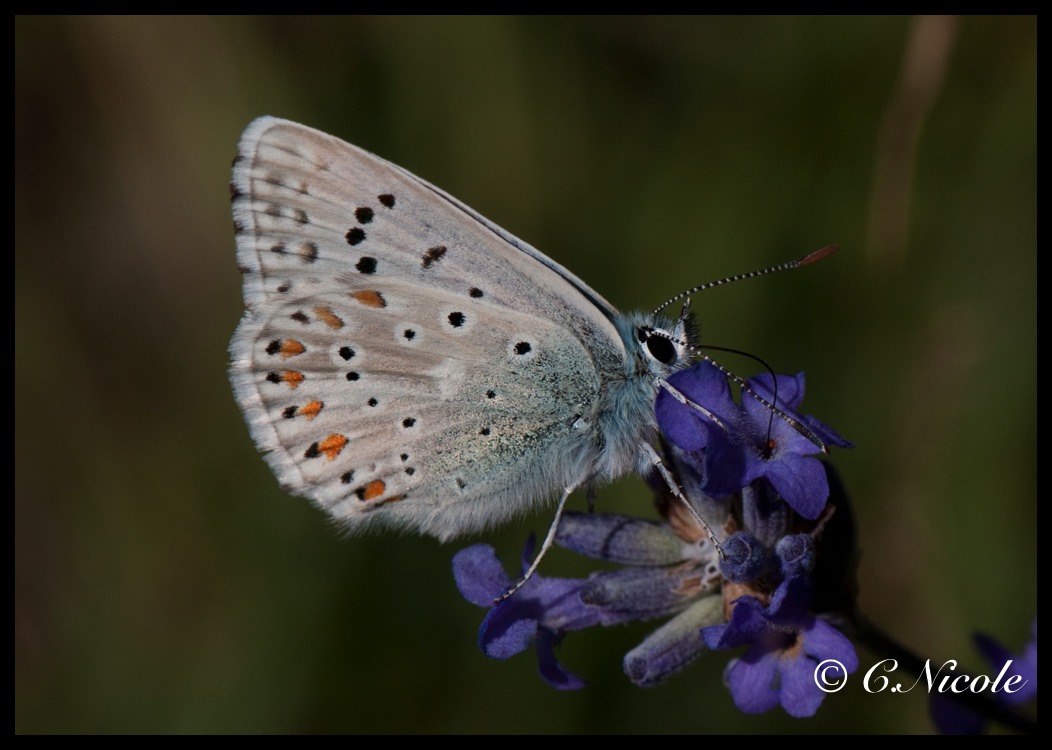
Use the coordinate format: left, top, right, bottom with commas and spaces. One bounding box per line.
646, 324, 828, 453
691, 345, 828, 453
652, 244, 839, 316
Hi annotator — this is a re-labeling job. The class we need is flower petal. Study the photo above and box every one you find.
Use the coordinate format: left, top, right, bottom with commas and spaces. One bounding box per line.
453, 544, 512, 606
726, 651, 781, 714
479, 605, 539, 659
656, 362, 737, 452
765, 454, 829, 520
536, 629, 586, 690
802, 618, 859, 672
778, 654, 827, 717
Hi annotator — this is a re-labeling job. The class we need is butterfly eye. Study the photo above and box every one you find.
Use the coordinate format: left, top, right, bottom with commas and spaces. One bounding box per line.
645, 333, 677, 366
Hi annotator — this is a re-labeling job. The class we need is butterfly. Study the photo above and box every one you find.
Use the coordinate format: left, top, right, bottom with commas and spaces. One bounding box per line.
230, 117, 720, 546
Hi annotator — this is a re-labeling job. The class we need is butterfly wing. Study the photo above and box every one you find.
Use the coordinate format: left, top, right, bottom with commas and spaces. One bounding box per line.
230, 117, 634, 540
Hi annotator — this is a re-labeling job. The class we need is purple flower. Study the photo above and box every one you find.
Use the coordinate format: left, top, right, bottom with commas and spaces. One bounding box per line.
452, 543, 598, 689
453, 513, 724, 689
656, 362, 851, 520
454, 366, 858, 713
974, 619, 1037, 705
930, 619, 1037, 734
702, 577, 858, 717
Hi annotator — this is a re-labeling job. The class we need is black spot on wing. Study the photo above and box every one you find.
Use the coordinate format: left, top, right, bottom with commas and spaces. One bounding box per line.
422, 245, 447, 269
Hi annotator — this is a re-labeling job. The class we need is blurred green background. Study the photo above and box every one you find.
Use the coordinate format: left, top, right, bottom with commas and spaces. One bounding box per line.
16, 16, 1035, 733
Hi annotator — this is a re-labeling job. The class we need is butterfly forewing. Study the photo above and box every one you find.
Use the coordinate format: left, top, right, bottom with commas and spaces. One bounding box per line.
230, 117, 631, 539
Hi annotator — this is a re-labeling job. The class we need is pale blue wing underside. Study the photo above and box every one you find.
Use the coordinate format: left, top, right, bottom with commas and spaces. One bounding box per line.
229, 117, 640, 539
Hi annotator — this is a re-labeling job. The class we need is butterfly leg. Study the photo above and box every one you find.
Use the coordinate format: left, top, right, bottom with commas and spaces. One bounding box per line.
494, 484, 576, 604
660, 369, 828, 454
639, 442, 725, 559
656, 378, 728, 429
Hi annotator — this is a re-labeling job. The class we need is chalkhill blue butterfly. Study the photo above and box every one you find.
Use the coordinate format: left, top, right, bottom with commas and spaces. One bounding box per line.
229, 117, 830, 571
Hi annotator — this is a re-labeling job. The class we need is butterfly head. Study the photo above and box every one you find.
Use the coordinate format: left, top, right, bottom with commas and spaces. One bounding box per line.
627, 304, 699, 381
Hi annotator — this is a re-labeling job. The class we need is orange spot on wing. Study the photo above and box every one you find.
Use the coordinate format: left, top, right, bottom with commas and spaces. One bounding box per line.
351, 290, 386, 308
282, 371, 304, 389
300, 400, 323, 419
312, 306, 345, 330
280, 339, 306, 357
318, 434, 348, 460
361, 479, 386, 501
